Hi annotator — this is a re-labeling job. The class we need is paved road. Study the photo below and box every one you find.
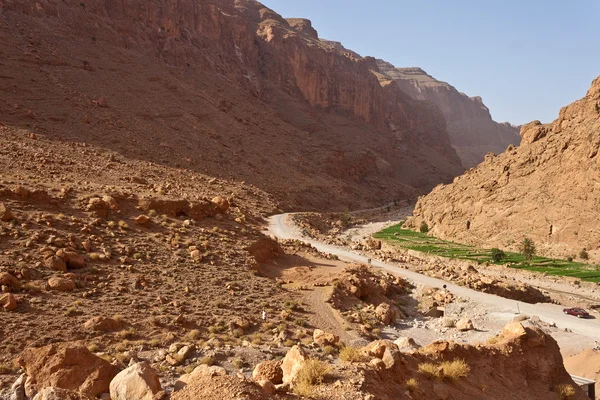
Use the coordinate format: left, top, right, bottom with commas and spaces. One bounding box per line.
267, 213, 600, 340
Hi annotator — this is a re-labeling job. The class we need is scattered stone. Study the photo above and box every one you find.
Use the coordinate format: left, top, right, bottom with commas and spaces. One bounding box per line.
313, 329, 340, 347
211, 196, 229, 213
257, 380, 277, 394
0, 202, 14, 221
134, 215, 150, 226
456, 318, 474, 331
83, 317, 122, 332
393, 337, 419, 351
1, 293, 17, 311
47, 276, 76, 292
32, 387, 94, 400
44, 256, 67, 272
109, 362, 161, 400
0, 272, 21, 291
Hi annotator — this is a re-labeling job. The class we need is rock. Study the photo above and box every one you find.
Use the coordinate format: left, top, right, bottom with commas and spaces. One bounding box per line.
173, 365, 227, 391
47, 276, 76, 292
381, 347, 401, 369
211, 196, 229, 213
32, 387, 94, 400
369, 358, 385, 370
44, 256, 67, 272
190, 249, 202, 261
281, 345, 308, 384
101, 195, 119, 211
83, 317, 122, 332
0, 202, 14, 221
363, 340, 398, 359
252, 360, 283, 384
134, 215, 150, 226
456, 318, 474, 331
313, 329, 340, 347
375, 303, 396, 325
257, 379, 277, 395
57, 249, 86, 269
1, 293, 17, 311
87, 198, 110, 218
109, 362, 161, 400
0, 272, 21, 291
10, 373, 25, 400
16, 343, 118, 397
393, 337, 419, 351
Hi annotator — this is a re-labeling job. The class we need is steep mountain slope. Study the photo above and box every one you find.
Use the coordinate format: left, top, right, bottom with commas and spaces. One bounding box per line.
375, 61, 522, 168
0, 0, 463, 211
407, 77, 600, 260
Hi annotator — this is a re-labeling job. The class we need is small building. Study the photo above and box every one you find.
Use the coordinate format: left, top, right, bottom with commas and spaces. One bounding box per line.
571, 375, 596, 400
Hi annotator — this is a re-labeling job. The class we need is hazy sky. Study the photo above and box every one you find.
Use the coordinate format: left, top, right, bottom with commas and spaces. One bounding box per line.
259, 0, 600, 125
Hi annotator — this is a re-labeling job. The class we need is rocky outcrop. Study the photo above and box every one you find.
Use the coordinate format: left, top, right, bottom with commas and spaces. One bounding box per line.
407, 76, 600, 260
374, 61, 521, 168
0, 0, 463, 211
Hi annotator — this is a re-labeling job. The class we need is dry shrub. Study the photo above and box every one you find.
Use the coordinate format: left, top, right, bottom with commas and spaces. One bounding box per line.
418, 362, 442, 380
555, 384, 576, 400
294, 359, 331, 397
440, 359, 470, 381
339, 346, 368, 363
405, 378, 419, 393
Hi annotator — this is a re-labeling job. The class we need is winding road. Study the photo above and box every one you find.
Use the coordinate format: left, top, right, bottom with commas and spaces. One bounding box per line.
267, 213, 600, 341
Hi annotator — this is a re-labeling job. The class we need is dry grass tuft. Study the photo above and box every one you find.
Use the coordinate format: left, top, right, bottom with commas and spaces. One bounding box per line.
405, 378, 419, 393
555, 384, 576, 400
339, 346, 368, 363
293, 359, 331, 397
440, 359, 470, 381
418, 362, 442, 380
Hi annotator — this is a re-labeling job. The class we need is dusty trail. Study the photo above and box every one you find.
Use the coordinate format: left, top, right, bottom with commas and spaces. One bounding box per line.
267, 213, 600, 341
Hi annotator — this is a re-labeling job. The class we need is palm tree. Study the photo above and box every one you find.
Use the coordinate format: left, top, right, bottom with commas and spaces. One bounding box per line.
519, 237, 536, 261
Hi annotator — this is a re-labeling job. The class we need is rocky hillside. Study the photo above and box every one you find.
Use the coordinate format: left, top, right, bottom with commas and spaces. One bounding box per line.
407, 76, 600, 260
374, 61, 522, 168
0, 0, 464, 211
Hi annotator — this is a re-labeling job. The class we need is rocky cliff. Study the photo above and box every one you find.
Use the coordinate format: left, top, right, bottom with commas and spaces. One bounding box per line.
375, 61, 522, 168
0, 0, 463, 210
407, 76, 600, 260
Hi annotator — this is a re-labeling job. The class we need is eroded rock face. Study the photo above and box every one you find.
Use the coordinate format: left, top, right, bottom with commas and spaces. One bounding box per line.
407, 76, 600, 260
16, 343, 118, 398
0, 0, 463, 211
375, 61, 521, 168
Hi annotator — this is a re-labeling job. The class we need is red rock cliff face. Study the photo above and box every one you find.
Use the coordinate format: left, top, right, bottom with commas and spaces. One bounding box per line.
376, 61, 521, 168
0, 0, 463, 210
407, 77, 600, 260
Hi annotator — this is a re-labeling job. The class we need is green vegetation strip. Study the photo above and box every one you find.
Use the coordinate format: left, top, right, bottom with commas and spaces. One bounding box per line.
374, 223, 600, 282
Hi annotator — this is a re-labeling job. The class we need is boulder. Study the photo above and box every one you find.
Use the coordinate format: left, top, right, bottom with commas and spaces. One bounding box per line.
173, 365, 227, 391
48, 276, 76, 292
252, 360, 283, 384
313, 329, 340, 347
211, 196, 229, 213
0, 202, 14, 221
10, 373, 26, 400
16, 343, 118, 397
109, 362, 161, 400
87, 198, 110, 218
32, 387, 94, 400
281, 345, 308, 384
101, 195, 119, 211
456, 318, 474, 331
257, 380, 277, 394
363, 340, 398, 359
1, 293, 17, 311
83, 317, 122, 332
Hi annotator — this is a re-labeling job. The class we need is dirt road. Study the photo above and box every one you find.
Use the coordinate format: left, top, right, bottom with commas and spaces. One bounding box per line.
267, 213, 600, 340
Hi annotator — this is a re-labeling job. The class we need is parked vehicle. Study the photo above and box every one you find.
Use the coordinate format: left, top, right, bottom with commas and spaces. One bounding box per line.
563, 308, 590, 318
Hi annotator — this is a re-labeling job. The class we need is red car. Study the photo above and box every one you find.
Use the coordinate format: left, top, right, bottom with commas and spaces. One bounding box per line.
563, 308, 590, 318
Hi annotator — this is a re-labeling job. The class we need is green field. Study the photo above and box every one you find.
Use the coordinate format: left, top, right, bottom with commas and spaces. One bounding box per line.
374, 223, 600, 282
